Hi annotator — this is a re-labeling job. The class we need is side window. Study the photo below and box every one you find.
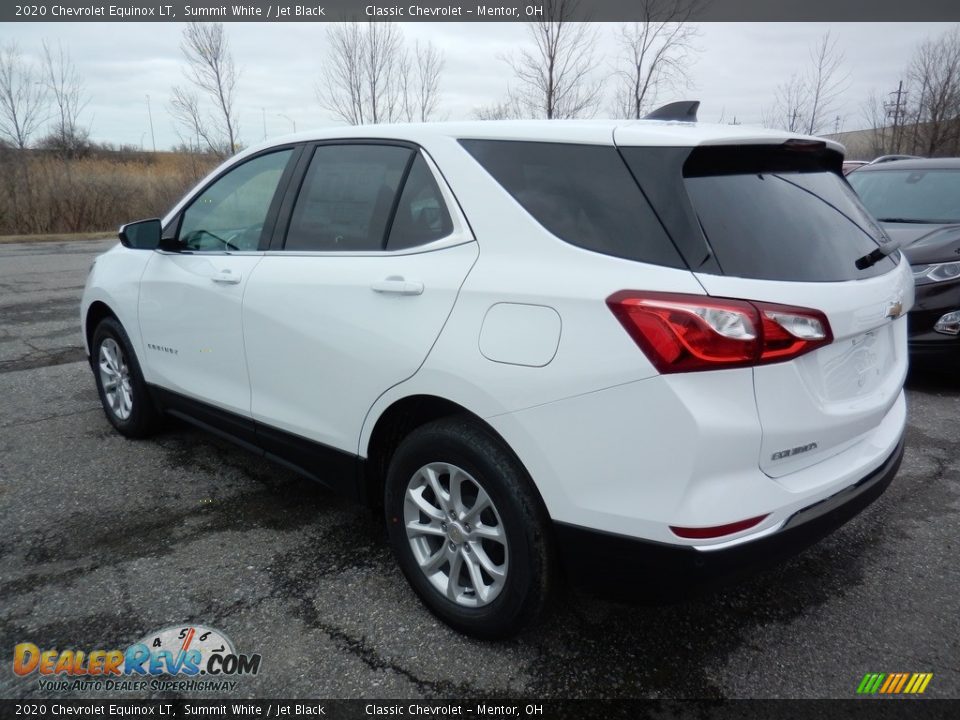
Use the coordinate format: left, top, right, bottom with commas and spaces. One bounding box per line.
179, 149, 293, 252
460, 140, 684, 268
386, 154, 454, 250
285, 144, 413, 251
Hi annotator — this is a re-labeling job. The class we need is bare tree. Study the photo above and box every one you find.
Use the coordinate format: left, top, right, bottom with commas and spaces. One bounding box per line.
362, 22, 405, 123
804, 32, 848, 135
507, 0, 602, 119
0, 43, 46, 149
319, 22, 404, 124
610, 0, 701, 119
764, 31, 848, 135
41, 40, 89, 155
906, 26, 960, 156
404, 41, 444, 122
170, 87, 218, 153
171, 23, 239, 156
763, 73, 807, 132
319, 23, 444, 125
320, 22, 366, 125
853, 28, 960, 159
472, 98, 524, 121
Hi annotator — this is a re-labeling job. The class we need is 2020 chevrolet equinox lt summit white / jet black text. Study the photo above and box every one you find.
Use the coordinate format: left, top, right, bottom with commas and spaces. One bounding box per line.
82, 104, 911, 638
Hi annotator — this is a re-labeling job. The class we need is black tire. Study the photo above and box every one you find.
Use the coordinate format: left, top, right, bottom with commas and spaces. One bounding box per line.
385, 416, 554, 639
91, 316, 161, 438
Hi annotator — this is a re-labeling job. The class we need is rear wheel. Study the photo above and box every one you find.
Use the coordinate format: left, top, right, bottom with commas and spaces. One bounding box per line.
91, 316, 160, 438
385, 417, 554, 638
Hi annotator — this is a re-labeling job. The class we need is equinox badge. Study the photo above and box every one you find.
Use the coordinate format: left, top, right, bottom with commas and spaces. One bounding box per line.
771, 442, 818, 461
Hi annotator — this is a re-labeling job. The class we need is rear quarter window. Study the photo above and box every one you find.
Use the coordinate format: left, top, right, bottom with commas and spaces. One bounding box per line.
460, 140, 684, 268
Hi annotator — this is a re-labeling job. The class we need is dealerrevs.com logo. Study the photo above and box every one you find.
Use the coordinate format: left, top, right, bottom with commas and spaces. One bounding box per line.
13, 624, 262, 693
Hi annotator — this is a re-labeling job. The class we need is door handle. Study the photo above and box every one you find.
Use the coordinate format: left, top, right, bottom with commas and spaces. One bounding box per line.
211, 269, 241, 285
371, 276, 424, 296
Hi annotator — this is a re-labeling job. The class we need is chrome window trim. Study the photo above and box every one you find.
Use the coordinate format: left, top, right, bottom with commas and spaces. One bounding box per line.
262, 235, 476, 258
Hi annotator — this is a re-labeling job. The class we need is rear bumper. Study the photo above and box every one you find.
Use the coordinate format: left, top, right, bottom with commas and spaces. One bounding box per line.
554, 434, 904, 597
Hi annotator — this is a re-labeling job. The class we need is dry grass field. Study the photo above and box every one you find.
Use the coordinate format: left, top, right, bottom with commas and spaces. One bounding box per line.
0, 148, 219, 237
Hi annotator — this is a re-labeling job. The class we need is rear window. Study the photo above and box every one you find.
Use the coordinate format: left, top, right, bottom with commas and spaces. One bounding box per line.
848, 168, 960, 224
685, 169, 896, 282
460, 140, 684, 268
620, 145, 898, 282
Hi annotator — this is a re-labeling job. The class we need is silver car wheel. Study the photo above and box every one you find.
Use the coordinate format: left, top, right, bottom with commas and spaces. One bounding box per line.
403, 462, 509, 608
98, 337, 133, 421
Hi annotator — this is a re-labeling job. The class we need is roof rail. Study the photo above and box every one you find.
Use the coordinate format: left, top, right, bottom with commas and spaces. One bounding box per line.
644, 101, 699, 122
868, 154, 923, 165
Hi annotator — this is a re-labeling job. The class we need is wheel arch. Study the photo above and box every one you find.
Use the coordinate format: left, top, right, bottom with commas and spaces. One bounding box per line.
363, 394, 550, 519
84, 300, 121, 362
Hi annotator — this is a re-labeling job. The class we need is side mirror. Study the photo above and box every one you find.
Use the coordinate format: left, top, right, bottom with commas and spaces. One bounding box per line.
118, 218, 162, 250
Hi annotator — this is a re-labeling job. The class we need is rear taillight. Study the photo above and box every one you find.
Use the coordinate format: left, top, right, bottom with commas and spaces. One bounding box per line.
607, 291, 832, 373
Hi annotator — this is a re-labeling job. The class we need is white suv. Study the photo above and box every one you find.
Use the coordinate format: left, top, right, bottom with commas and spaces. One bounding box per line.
82, 108, 911, 637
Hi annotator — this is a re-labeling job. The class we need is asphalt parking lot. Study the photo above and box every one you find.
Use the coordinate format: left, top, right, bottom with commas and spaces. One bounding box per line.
0, 238, 958, 700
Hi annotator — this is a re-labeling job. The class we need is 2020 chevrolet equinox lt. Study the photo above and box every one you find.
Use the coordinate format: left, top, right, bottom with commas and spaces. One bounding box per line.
82, 106, 911, 638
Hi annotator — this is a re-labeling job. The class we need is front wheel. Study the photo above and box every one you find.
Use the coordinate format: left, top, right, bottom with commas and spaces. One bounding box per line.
385, 417, 554, 638
91, 316, 160, 438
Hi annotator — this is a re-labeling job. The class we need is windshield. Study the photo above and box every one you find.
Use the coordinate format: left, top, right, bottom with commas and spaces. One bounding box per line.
848, 168, 960, 223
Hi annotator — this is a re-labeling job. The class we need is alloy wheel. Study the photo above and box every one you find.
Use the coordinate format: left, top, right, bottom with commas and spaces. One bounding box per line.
98, 337, 133, 421
403, 462, 509, 607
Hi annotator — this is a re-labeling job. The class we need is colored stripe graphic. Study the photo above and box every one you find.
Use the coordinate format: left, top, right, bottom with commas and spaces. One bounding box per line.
893, 673, 909, 693
857, 672, 933, 695
869, 673, 886, 693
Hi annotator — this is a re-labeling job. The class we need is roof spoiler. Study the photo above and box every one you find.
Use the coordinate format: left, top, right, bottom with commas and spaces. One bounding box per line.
644, 101, 699, 122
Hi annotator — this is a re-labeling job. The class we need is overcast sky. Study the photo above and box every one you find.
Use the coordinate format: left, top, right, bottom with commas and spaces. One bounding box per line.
1, 21, 955, 149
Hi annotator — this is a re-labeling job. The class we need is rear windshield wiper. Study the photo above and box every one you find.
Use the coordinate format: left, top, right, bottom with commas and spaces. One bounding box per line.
768, 174, 899, 273
875, 217, 940, 224
855, 238, 902, 270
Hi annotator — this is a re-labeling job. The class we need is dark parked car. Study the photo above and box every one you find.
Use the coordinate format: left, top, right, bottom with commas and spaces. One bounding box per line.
848, 158, 960, 360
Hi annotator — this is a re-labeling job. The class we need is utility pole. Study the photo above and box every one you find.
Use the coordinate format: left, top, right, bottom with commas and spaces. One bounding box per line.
892, 80, 906, 120
146, 94, 156, 152
884, 80, 907, 152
